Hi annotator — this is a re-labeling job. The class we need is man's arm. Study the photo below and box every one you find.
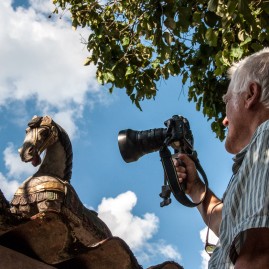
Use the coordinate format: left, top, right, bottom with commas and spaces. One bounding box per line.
235, 228, 269, 269
197, 188, 223, 236
174, 154, 222, 236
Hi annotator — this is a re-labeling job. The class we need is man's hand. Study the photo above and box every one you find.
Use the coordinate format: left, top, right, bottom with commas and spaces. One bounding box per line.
173, 154, 203, 196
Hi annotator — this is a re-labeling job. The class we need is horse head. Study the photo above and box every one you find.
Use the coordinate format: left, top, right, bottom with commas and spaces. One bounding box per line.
18, 115, 58, 167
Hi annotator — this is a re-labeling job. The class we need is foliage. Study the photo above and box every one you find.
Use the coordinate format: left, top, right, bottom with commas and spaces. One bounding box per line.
52, 0, 269, 140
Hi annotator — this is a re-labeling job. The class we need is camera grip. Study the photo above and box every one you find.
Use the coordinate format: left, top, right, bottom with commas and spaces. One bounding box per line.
160, 146, 207, 207
172, 155, 187, 192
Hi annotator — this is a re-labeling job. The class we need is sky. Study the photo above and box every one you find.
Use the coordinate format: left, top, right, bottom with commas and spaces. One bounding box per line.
0, 0, 234, 268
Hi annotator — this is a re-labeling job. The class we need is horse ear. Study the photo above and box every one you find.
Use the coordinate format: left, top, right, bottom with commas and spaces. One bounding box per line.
41, 116, 52, 126
28, 116, 42, 128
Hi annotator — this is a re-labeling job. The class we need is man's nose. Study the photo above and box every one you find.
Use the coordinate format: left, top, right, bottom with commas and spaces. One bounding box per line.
222, 117, 229, 127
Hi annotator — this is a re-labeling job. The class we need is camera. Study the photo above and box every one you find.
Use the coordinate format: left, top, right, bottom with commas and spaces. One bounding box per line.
118, 115, 194, 163
118, 115, 208, 208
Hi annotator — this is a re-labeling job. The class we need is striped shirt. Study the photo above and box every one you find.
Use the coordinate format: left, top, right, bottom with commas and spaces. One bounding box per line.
208, 120, 269, 269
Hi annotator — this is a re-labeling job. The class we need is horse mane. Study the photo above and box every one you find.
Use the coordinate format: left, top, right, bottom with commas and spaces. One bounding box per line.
53, 121, 73, 182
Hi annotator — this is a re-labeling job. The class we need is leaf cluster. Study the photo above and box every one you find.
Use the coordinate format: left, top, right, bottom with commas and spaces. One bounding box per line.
52, 0, 269, 140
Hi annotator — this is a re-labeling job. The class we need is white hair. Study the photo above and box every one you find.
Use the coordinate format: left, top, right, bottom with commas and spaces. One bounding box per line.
228, 47, 269, 108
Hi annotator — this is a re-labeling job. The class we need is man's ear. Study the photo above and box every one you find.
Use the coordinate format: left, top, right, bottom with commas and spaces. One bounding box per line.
245, 82, 261, 109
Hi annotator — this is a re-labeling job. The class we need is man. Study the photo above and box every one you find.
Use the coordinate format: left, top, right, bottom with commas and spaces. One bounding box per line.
174, 48, 269, 268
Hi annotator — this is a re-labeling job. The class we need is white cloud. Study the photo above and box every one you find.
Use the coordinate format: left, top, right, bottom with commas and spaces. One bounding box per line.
44, 110, 80, 140
0, 142, 36, 200
158, 242, 181, 259
4, 143, 36, 178
0, 172, 19, 201
97, 191, 181, 265
0, 0, 112, 136
0, 0, 98, 106
199, 227, 219, 269
135, 240, 182, 266
98, 191, 158, 250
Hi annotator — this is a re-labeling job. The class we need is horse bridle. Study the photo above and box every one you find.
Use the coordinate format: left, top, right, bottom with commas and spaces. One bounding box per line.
28, 116, 58, 155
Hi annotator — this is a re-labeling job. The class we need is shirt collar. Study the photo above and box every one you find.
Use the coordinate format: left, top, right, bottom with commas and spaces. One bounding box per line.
232, 145, 248, 174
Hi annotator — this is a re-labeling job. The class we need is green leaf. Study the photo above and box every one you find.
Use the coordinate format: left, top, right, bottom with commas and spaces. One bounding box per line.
261, 1, 269, 14
258, 32, 268, 43
182, 71, 189, 84
152, 59, 160, 69
103, 72, 115, 83
164, 17, 176, 30
163, 32, 173, 45
208, 0, 219, 12
97, 75, 103, 85
125, 66, 134, 76
238, 0, 253, 24
238, 30, 246, 42
205, 28, 218, 47
230, 47, 243, 59
107, 72, 115, 82
204, 11, 219, 27
251, 43, 264, 51
222, 54, 230, 66
161, 65, 169, 79
167, 63, 175, 75
238, 0, 249, 14
83, 57, 92, 66
122, 36, 130, 46
109, 85, 114, 93
240, 36, 252, 47
192, 11, 201, 23
227, 0, 237, 14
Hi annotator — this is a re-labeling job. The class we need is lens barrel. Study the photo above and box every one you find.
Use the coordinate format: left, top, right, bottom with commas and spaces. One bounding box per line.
118, 128, 167, 163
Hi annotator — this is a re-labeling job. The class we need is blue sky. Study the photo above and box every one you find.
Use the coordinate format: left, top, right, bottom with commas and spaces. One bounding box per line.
0, 1, 234, 268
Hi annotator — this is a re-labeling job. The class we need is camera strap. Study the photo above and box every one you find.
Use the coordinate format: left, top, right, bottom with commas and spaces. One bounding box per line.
159, 146, 208, 207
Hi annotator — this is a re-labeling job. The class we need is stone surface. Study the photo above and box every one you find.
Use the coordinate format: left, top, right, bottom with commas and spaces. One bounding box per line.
0, 245, 57, 269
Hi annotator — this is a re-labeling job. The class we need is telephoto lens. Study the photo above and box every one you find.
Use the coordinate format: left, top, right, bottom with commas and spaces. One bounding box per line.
118, 128, 167, 163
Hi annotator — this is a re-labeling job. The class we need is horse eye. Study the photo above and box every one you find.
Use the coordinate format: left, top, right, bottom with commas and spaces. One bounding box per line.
40, 129, 49, 137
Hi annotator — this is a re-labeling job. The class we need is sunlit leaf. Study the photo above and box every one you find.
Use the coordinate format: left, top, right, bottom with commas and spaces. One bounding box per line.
126, 66, 134, 76
122, 36, 130, 46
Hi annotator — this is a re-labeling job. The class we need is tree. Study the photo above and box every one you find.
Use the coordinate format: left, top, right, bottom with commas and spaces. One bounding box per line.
52, 0, 269, 140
